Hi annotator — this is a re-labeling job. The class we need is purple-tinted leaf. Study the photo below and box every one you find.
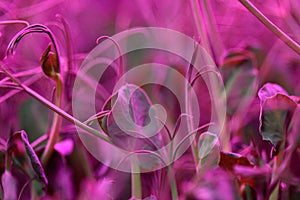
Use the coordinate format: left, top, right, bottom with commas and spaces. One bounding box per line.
198, 132, 220, 171
1, 170, 17, 200
103, 84, 163, 171
258, 83, 288, 103
219, 151, 254, 172
258, 83, 297, 147
8, 130, 48, 185
234, 165, 271, 197
105, 84, 163, 152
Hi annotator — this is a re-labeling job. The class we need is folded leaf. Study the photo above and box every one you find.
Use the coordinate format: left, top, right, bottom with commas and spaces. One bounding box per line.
258, 83, 297, 147
102, 84, 163, 171
105, 84, 163, 151
8, 130, 48, 185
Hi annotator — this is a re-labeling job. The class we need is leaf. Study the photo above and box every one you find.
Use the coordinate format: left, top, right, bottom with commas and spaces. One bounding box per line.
105, 84, 163, 151
219, 151, 254, 172
8, 130, 48, 185
258, 83, 297, 147
258, 83, 288, 102
198, 132, 220, 171
1, 170, 17, 200
103, 84, 164, 171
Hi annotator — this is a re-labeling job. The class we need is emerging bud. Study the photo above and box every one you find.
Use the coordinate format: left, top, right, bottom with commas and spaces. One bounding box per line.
40, 44, 60, 78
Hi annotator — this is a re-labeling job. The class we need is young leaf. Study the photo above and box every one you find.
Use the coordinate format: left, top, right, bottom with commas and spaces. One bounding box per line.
103, 84, 163, 171
198, 132, 220, 171
8, 130, 48, 185
258, 83, 297, 147
105, 84, 162, 151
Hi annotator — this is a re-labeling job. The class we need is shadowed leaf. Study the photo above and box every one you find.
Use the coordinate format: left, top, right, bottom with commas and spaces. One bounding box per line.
258, 83, 297, 147
105, 84, 162, 151
198, 132, 220, 171
102, 84, 163, 171
219, 151, 254, 172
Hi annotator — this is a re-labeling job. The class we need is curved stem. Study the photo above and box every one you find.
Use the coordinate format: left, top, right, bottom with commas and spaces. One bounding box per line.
96, 36, 124, 79
41, 74, 63, 166
189, 0, 212, 55
239, 0, 300, 55
0, 64, 111, 143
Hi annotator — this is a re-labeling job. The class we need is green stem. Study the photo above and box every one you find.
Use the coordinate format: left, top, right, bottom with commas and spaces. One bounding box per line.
168, 165, 178, 200
268, 139, 285, 199
131, 161, 142, 199
239, 0, 300, 55
189, 0, 212, 55
5, 152, 11, 171
201, 0, 224, 63
41, 74, 63, 166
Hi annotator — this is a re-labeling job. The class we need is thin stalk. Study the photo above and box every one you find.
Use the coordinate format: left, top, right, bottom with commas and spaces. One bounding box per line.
41, 74, 63, 166
117, 149, 178, 200
269, 141, 285, 199
185, 45, 200, 173
0, 68, 41, 85
96, 36, 124, 79
239, 0, 300, 55
131, 161, 142, 199
172, 123, 213, 162
0, 64, 111, 143
189, 0, 212, 55
0, 73, 42, 104
201, 0, 224, 64
168, 165, 178, 200
18, 178, 34, 200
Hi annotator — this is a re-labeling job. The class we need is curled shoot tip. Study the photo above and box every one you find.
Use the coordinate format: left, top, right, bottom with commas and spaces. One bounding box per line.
5, 24, 60, 67
96, 35, 124, 78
